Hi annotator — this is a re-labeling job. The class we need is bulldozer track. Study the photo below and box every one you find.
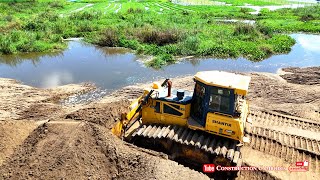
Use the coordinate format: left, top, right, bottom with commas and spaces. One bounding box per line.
249, 109, 320, 132
131, 124, 242, 166
247, 126, 320, 173
248, 126, 320, 156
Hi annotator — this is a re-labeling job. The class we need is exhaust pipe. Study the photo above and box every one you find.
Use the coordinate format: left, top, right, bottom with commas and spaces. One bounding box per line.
167, 80, 172, 97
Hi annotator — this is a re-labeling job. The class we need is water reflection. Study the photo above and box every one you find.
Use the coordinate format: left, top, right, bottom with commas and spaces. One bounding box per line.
188, 58, 201, 66
41, 71, 74, 88
0, 33, 319, 90
297, 35, 320, 52
98, 47, 133, 56
0, 51, 63, 67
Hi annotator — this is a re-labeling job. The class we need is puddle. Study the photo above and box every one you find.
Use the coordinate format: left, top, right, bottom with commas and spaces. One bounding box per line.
238, 3, 315, 14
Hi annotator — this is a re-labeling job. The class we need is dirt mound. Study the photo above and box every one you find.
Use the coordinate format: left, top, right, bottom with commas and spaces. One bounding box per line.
64, 100, 130, 127
0, 120, 207, 180
280, 67, 320, 85
0, 120, 39, 166
249, 73, 319, 104
248, 73, 320, 121
0, 122, 118, 179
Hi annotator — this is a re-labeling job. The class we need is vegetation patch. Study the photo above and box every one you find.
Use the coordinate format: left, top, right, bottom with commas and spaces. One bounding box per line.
257, 6, 320, 33
0, 0, 319, 68
215, 0, 289, 6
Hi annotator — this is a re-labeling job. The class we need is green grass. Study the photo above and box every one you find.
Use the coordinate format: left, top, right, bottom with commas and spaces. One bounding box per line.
84, 10, 296, 67
0, 0, 30, 2
215, 0, 289, 6
256, 6, 320, 33
0, 0, 319, 68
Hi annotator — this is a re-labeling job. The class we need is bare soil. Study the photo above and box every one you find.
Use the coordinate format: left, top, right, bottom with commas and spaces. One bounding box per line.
280, 67, 320, 85
249, 70, 320, 121
0, 67, 319, 180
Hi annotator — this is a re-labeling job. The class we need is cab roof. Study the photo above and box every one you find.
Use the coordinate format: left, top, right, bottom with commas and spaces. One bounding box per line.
194, 71, 251, 95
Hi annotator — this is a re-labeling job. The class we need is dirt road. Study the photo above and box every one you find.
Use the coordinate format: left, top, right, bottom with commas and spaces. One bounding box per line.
0, 67, 319, 179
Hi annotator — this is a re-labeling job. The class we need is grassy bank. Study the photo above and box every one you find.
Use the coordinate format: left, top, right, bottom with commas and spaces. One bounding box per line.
216, 0, 290, 6
0, 0, 319, 68
257, 6, 320, 33
85, 11, 295, 68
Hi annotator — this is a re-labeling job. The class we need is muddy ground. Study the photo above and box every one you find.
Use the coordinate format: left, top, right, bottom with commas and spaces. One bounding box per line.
0, 67, 319, 180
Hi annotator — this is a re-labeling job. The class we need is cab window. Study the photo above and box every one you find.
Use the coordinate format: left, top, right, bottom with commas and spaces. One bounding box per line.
163, 104, 183, 116
191, 83, 206, 120
209, 87, 232, 113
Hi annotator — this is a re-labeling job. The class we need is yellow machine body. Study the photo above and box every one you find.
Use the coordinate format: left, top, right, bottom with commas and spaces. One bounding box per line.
113, 71, 251, 142
142, 99, 190, 126
141, 93, 249, 141
111, 71, 251, 178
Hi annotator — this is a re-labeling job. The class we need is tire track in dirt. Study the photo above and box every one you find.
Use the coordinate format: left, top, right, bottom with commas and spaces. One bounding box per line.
241, 147, 318, 180
245, 108, 320, 179
249, 109, 320, 132
247, 131, 320, 173
247, 126, 320, 156
246, 127, 320, 178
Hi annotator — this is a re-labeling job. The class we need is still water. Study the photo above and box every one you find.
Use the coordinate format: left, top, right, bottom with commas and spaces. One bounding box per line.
0, 33, 319, 90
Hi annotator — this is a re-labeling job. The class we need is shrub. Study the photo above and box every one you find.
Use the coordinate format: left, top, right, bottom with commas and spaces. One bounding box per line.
267, 34, 295, 53
163, 44, 180, 55
32, 41, 51, 52
4, 15, 13, 22
77, 21, 96, 33
1, 21, 22, 32
0, 38, 17, 54
259, 44, 274, 56
257, 23, 273, 36
49, 1, 65, 9
136, 27, 181, 46
69, 11, 102, 20
182, 10, 189, 15
38, 11, 60, 21
127, 8, 143, 14
240, 8, 249, 13
183, 36, 200, 53
300, 14, 315, 21
24, 22, 39, 31
96, 28, 120, 47
147, 54, 175, 69
119, 38, 140, 50
143, 44, 162, 55
233, 23, 258, 36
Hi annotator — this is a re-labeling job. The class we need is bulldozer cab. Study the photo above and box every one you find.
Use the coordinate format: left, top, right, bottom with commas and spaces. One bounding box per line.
190, 71, 251, 128
191, 82, 235, 126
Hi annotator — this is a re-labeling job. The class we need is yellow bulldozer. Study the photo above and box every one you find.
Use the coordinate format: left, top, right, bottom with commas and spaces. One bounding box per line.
112, 71, 252, 178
